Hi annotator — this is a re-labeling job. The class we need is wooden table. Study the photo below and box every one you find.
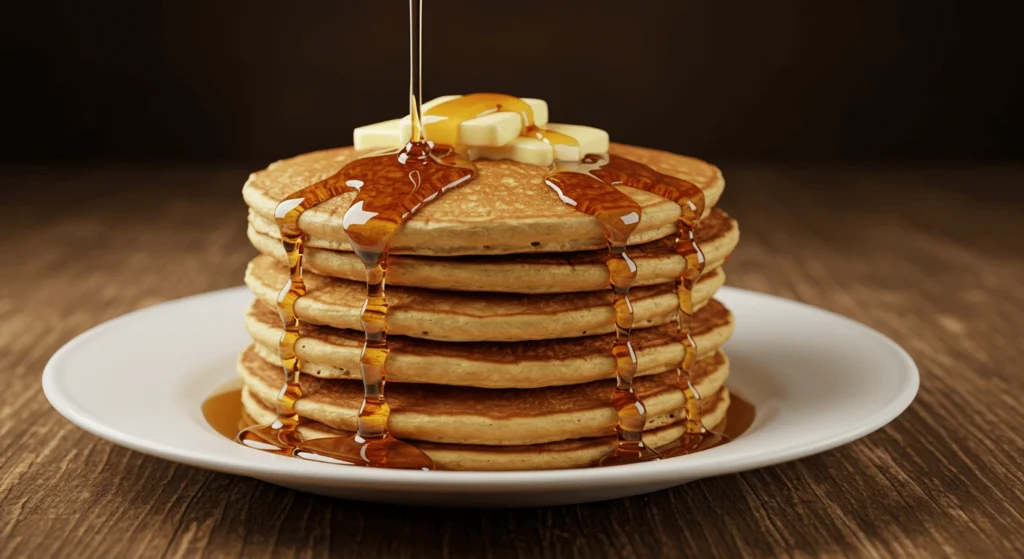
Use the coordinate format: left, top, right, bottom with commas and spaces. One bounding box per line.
1, 163, 1021, 558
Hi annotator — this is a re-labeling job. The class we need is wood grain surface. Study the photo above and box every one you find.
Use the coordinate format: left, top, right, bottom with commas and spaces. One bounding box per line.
1, 163, 1021, 558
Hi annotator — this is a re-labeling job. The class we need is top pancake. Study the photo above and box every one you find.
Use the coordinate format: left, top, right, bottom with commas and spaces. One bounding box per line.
238, 346, 730, 446
243, 143, 725, 256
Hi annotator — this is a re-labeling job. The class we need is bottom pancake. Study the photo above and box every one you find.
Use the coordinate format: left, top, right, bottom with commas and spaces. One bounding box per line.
239, 346, 730, 446
240, 386, 730, 471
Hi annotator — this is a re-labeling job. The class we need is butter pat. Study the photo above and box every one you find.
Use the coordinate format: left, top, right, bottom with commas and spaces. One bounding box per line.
353, 96, 460, 150
352, 94, 609, 165
542, 124, 610, 161
467, 137, 555, 166
353, 118, 408, 151
467, 124, 609, 166
405, 96, 549, 146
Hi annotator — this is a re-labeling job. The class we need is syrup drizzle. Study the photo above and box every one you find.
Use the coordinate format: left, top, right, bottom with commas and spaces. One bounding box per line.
236, 0, 475, 469
546, 153, 715, 465
544, 158, 659, 465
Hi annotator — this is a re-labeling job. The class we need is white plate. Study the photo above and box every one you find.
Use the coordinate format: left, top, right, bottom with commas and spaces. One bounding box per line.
42, 286, 917, 507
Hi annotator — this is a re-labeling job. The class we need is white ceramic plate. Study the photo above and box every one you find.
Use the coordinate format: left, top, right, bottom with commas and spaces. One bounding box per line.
42, 286, 917, 507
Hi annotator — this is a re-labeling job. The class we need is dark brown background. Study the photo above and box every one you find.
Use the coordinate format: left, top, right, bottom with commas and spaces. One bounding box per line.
3, 0, 1022, 164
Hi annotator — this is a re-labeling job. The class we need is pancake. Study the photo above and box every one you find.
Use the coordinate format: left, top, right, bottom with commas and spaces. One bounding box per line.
237, 138, 740, 471
239, 345, 729, 446
248, 207, 739, 294
245, 298, 735, 388
240, 386, 729, 471
242, 143, 724, 256
245, 255, 726, 342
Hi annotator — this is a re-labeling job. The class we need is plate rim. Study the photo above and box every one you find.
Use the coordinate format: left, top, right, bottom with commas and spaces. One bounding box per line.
42, 285, 919, 492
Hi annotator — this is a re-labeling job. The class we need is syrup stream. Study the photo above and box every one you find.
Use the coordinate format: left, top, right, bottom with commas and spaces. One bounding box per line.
237, 0, 474, 469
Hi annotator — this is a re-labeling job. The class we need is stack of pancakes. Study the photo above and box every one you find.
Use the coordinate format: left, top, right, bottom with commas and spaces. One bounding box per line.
239, 143, 739, 470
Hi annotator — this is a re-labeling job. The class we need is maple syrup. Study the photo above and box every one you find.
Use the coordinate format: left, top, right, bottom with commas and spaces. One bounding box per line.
546, 154, 715, 465
234, 0, 728, 469
236, 0, 474, 469
543, 158, 658, 465
202, 382, 246, 440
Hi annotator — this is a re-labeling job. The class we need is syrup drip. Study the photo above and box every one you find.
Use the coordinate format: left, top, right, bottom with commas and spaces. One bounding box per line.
425, 93, 581, 157
236, 0, 478, 469
544, 159, 660, 465
236, 141, 475, 468
546, 153, 713, 465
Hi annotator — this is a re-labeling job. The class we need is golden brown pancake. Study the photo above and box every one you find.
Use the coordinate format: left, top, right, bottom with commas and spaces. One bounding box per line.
245, 298, 734, 388
240, 386, 729, 471
238, 345, 729, 446
245, 255, 726, 342
242, 143, 724, 256
247, 207, 739, 294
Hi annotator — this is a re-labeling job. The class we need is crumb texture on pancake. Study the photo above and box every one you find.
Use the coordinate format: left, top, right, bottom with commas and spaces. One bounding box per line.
242, 143, 725, 255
